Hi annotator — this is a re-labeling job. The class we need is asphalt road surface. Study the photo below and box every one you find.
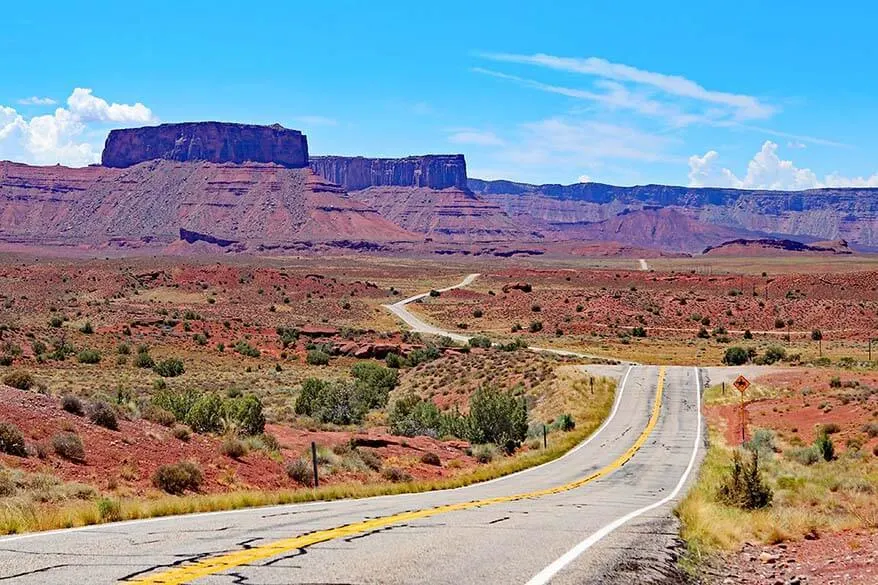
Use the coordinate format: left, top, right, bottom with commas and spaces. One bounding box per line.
0, 365, 703, 584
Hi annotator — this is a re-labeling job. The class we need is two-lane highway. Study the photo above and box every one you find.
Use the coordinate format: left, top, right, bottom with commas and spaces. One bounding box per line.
0, 365, 702, 584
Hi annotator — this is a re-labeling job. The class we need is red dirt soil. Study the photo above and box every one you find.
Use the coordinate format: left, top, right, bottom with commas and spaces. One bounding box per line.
0, 385, 476, 496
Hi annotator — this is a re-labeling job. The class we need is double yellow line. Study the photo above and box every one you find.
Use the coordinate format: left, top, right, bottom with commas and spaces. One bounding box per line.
129, 367, 665, 584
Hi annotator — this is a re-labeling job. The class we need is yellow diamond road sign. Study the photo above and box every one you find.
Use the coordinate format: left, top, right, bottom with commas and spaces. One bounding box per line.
733, 375, 750, 394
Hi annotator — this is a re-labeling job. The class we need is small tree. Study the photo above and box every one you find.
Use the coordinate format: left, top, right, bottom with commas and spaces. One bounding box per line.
717, 450, 773, 510
814, 431, 835, 461
723, 346, 750, 366
467, 385, 528, 453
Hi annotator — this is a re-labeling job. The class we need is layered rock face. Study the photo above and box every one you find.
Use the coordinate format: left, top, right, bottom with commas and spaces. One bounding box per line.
310, 155, 468, 190
102, 122, 309, 168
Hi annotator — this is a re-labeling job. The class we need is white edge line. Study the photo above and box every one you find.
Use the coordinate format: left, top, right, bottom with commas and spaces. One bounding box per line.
523, 367, 703, 585
0, 365, 635, 544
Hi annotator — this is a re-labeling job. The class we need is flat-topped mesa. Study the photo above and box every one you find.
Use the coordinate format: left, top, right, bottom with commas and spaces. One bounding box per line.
101, 122, 309, 168
309, 155, 468, 190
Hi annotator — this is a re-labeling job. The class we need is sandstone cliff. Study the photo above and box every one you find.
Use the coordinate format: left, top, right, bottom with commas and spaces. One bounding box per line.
102, 122, 309, 168
310, 155, 467, 190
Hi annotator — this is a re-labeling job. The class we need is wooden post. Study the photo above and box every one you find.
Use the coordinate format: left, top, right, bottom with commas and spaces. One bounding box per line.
543, 425, 547, 449
311, 441, 319, 488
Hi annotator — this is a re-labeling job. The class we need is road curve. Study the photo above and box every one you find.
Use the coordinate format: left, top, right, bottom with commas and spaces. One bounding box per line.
385, 274, 630, 363
0, 365, 703, 584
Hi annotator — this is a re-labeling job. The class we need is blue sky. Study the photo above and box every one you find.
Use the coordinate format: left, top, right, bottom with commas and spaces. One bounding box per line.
3, 0, 878, 188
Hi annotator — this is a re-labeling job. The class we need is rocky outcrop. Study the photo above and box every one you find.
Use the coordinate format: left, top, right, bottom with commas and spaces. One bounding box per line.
310, 155, 468, 190
102, 122, 309, 168
703, 238, 853, 256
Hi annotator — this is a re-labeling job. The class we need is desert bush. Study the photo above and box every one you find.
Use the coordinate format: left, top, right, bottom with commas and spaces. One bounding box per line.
224, 394, 265, 436
819, 422, 841, 435
815, 432, 835, 461
79, 321, 94, 334
77, 349, 101, 364
717, 450, 772, 510
528, 321, 543, 333
406, 346, 440, 366
133, 351, 155, 369
3, 370, 34, 391
311, 381, 368, 425
389, 395, 441, 437
472, 308, 483, 318
185, 393, 224, 433
153, 358, 184, 378
381, 467, 412, 483
467, 336, 492, 349
88, 400, 118, 430
385, 352, 403, 369
429, 289, 440, 297
49, 315, 64, 328
0, 422, 27, 457
151, 387, 199, 423
631, 326, 647, 338
61, 394, 84, 416
471, 443, 498, 464
743, 329, 753, 339
829, 376, 842, 388
286, 458, 313, 486
96, 498, 122, 521
193, 333, 208, 346
31, 340, 47, 356
142, 404, 176, 427
863, 423, 878, 438
306, 350, 330, 366
467, 385, 528, 452
744, 428, 776, 459
153, 461, 203, 494
420, 451, 441, 466
117, 343, 131, 355
171, 424, 192, 441
722, 346, 750, 366
220, 437, 248, 459
52, 432, 85, 462
557, 413, 576, 432
359, 449, 382, 471
785, 445, 820, 466
294, 378, 326, 416
757, 346, 787, 365
351, 362, 398, 409
234, 340, 261, 358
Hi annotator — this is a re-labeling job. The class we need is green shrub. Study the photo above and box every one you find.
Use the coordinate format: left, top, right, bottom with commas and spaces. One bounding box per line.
306, 350, 330, 366
631, 326, 647, 338
389, 395, 441, 437
117, 343, 131, 355
557, 413, 576, 432
294, 378, 326, 416
528, 321, 543, 333
31, 340, 47, 356
49, 315, 64, 328
863, 423, 878, 438
359, 449, 382, 471
79, 321, 94, 334
286, 458, 313, 486
785, 446, 820, 466
467, 336, 492, 349
385, 353, 403, 369
472, 308, 483, 318
151, 387, 199, 423
185, 393, 224, 433
406, 346, 440, 366
758, 346, 787, 365
815, 432, 835, 461
467, 385, 528, 452
142, 404, 176, 427
820, 422, 841, 435
234, 340, 261, 358
96, 498, 122, 521
220, 437, 248, 459
77, 349, 101, 364
133, 351, 155, 369
3, 370, 34, 391
153, 358, 184, 378
89, 400, 118, 430
723, 346, 750, 366
276, 326, 299, 348
381, 467, 412, 483
193, 333, 208, 346
717, 450, 772, 509
745, 429, 776, 459
351, 362, 398, 409
52, 432, 85, 462
0, 422, 27, 457
310, 381, 368, 425
224, 394, 265, 436
152, 461, 203, 494
743, 329, 753, 339
61, 394, 85, 416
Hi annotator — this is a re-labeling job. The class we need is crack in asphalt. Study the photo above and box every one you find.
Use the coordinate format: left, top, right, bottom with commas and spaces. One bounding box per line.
119, 550, 225, 582
487, 516, 510, 525
0, 565, 71, 580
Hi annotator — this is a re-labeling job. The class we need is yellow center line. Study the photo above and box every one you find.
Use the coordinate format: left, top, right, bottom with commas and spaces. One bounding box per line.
128, 367, 666, 584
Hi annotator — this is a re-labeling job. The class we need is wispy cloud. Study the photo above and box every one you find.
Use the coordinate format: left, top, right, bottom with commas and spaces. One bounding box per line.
479, 52, 775, 120
447, 128, 505, 146
293, 115, 338, 127
409, 101, 433, 116
18, 96, 57, 106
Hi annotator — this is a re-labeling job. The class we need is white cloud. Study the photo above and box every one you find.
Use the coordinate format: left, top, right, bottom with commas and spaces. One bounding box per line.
18, 96, 57, 106
0, 88, 155, 166
480, 52, 775, 120
787, 140, 806, 149
447, 128, 504, 146
688, 141, 878, 190
578, 174, 591, 183
293, 115, 338, 127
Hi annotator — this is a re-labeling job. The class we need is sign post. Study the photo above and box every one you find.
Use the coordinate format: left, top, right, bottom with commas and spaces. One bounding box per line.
733, 375, 751, 444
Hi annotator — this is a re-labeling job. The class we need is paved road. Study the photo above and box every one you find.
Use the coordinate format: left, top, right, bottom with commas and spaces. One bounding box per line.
385, 274, 630, 363
0, 365, 703, 584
